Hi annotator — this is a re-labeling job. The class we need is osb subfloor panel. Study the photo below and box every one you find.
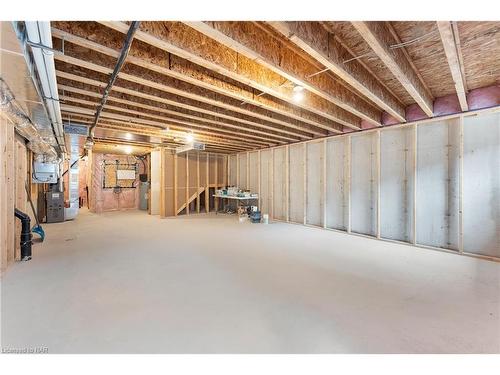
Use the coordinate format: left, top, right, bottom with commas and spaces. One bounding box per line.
1, 209, 499, 353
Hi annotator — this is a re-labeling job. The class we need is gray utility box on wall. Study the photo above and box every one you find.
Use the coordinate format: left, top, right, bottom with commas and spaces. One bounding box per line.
46, 191, 65, 223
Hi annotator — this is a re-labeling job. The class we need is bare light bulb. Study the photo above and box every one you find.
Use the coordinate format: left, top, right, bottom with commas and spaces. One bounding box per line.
292, 85, 305, 102
124, 146, 133, 154
185, 133, 194, 143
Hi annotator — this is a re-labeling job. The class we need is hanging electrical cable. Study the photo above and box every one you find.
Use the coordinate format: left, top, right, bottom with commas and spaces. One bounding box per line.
88, 21, 140, 147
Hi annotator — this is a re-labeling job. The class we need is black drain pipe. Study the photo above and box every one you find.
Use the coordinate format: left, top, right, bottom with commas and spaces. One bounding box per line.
14, 208, 32, 261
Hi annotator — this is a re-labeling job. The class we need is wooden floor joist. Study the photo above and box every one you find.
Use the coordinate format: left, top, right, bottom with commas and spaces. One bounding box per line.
58, 85, 292, 144
54, 52, 327, 138
56, 71, 304, 142
186, 21, 381, 127
351, 21, 434, 117
268, 21, 406, 122
52, 24, 342, 135
436, 21, 469, 112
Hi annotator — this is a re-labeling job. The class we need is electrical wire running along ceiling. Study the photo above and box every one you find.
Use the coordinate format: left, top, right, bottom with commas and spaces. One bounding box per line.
0, 22, 57, 147
51, 21, 500, 153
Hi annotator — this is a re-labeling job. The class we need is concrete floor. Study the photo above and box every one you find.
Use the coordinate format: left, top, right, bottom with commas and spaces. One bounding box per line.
1, 209, 499, 353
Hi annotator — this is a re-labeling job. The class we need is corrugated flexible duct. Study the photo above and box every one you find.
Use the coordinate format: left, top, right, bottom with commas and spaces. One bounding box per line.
0, 80, 58, 161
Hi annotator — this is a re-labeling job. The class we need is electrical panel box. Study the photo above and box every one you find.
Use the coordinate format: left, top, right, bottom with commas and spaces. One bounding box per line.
33, 162, 59, 184
46, 191, 64, 223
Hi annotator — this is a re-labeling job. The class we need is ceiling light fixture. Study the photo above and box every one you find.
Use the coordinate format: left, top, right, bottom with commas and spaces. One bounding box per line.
123, 145, 133, 154
292, 85, 305, 102
185, 132, 194, 143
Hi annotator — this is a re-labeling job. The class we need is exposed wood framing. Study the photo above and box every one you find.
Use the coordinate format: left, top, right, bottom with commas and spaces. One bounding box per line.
186, 21, 380, 128
376, 130, 381, 239
197, 153, 200, 213
412, 124, 418, 245
351, 21, 434, 117
76, 22, 346, 135
54, 52, 325, 140
347, 135, 352, 233
269, 21, 405, 122
285, 145, 290, 222
437, 21, 469, 112
322, 139, 327, 228
458, 116, 464, 253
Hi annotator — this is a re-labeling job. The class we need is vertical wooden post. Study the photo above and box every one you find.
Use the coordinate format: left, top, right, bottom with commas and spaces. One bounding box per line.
322, 139, 327, 228
285, 145, 290, 222
458, 116, 464, 254
205, 152, 209, 213
347, 136, 352, 233
303, 143, 307, 225
257, 150, 261, 209
376, 130, 381, 239
246, 151, 250, 190
214, 154, 219, 212
271, 148, 274, 219
196, 152, 200, 213
236, 153, 240, 187
160, 148, 166, 218
173, 153, 178, 216
186, 152, 190, 215
412, 124, 418, 245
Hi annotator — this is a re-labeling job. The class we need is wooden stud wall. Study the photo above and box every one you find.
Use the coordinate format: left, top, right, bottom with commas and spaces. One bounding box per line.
1, 119, 30, 274
160, 151, 228, 217
231, 108, 500, 262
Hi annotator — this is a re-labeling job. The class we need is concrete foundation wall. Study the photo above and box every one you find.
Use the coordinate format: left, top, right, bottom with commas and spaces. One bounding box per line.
351, 132, 378, 236
325, 137, 348, 231
273, 147, 287, 221
463, 113, 500, 257
380, 127, 415, 242
416, 119, 460, 250
259, 149, 272, 216
229, 110, 500, 260
306, 141, 323, 227
288, 143, 305, 224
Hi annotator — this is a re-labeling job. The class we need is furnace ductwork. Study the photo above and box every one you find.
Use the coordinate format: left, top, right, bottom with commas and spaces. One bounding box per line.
0, 80, 59, 161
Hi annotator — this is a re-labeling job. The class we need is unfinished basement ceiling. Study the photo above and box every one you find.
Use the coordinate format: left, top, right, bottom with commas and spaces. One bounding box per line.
51, 21, 500, 153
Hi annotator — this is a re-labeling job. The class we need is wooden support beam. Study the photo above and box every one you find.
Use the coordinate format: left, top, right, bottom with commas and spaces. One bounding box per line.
347, 135, 352, 233
185, 21, 371, 129
285, 145, 290, 222
322, 139, 327, 228
303, 143, 307, 225
186, 152, 189, 215
205, 154, 209, 213
174, 154, 178, 216
351, 21, 434, 117
160, 148, 166, 218
412, 124, 418, 244
197, 153, 200, 213
54, 24, 342, 135
437, 21, 469, 112
376, 130, 381, 239
269, 21, 406, 122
